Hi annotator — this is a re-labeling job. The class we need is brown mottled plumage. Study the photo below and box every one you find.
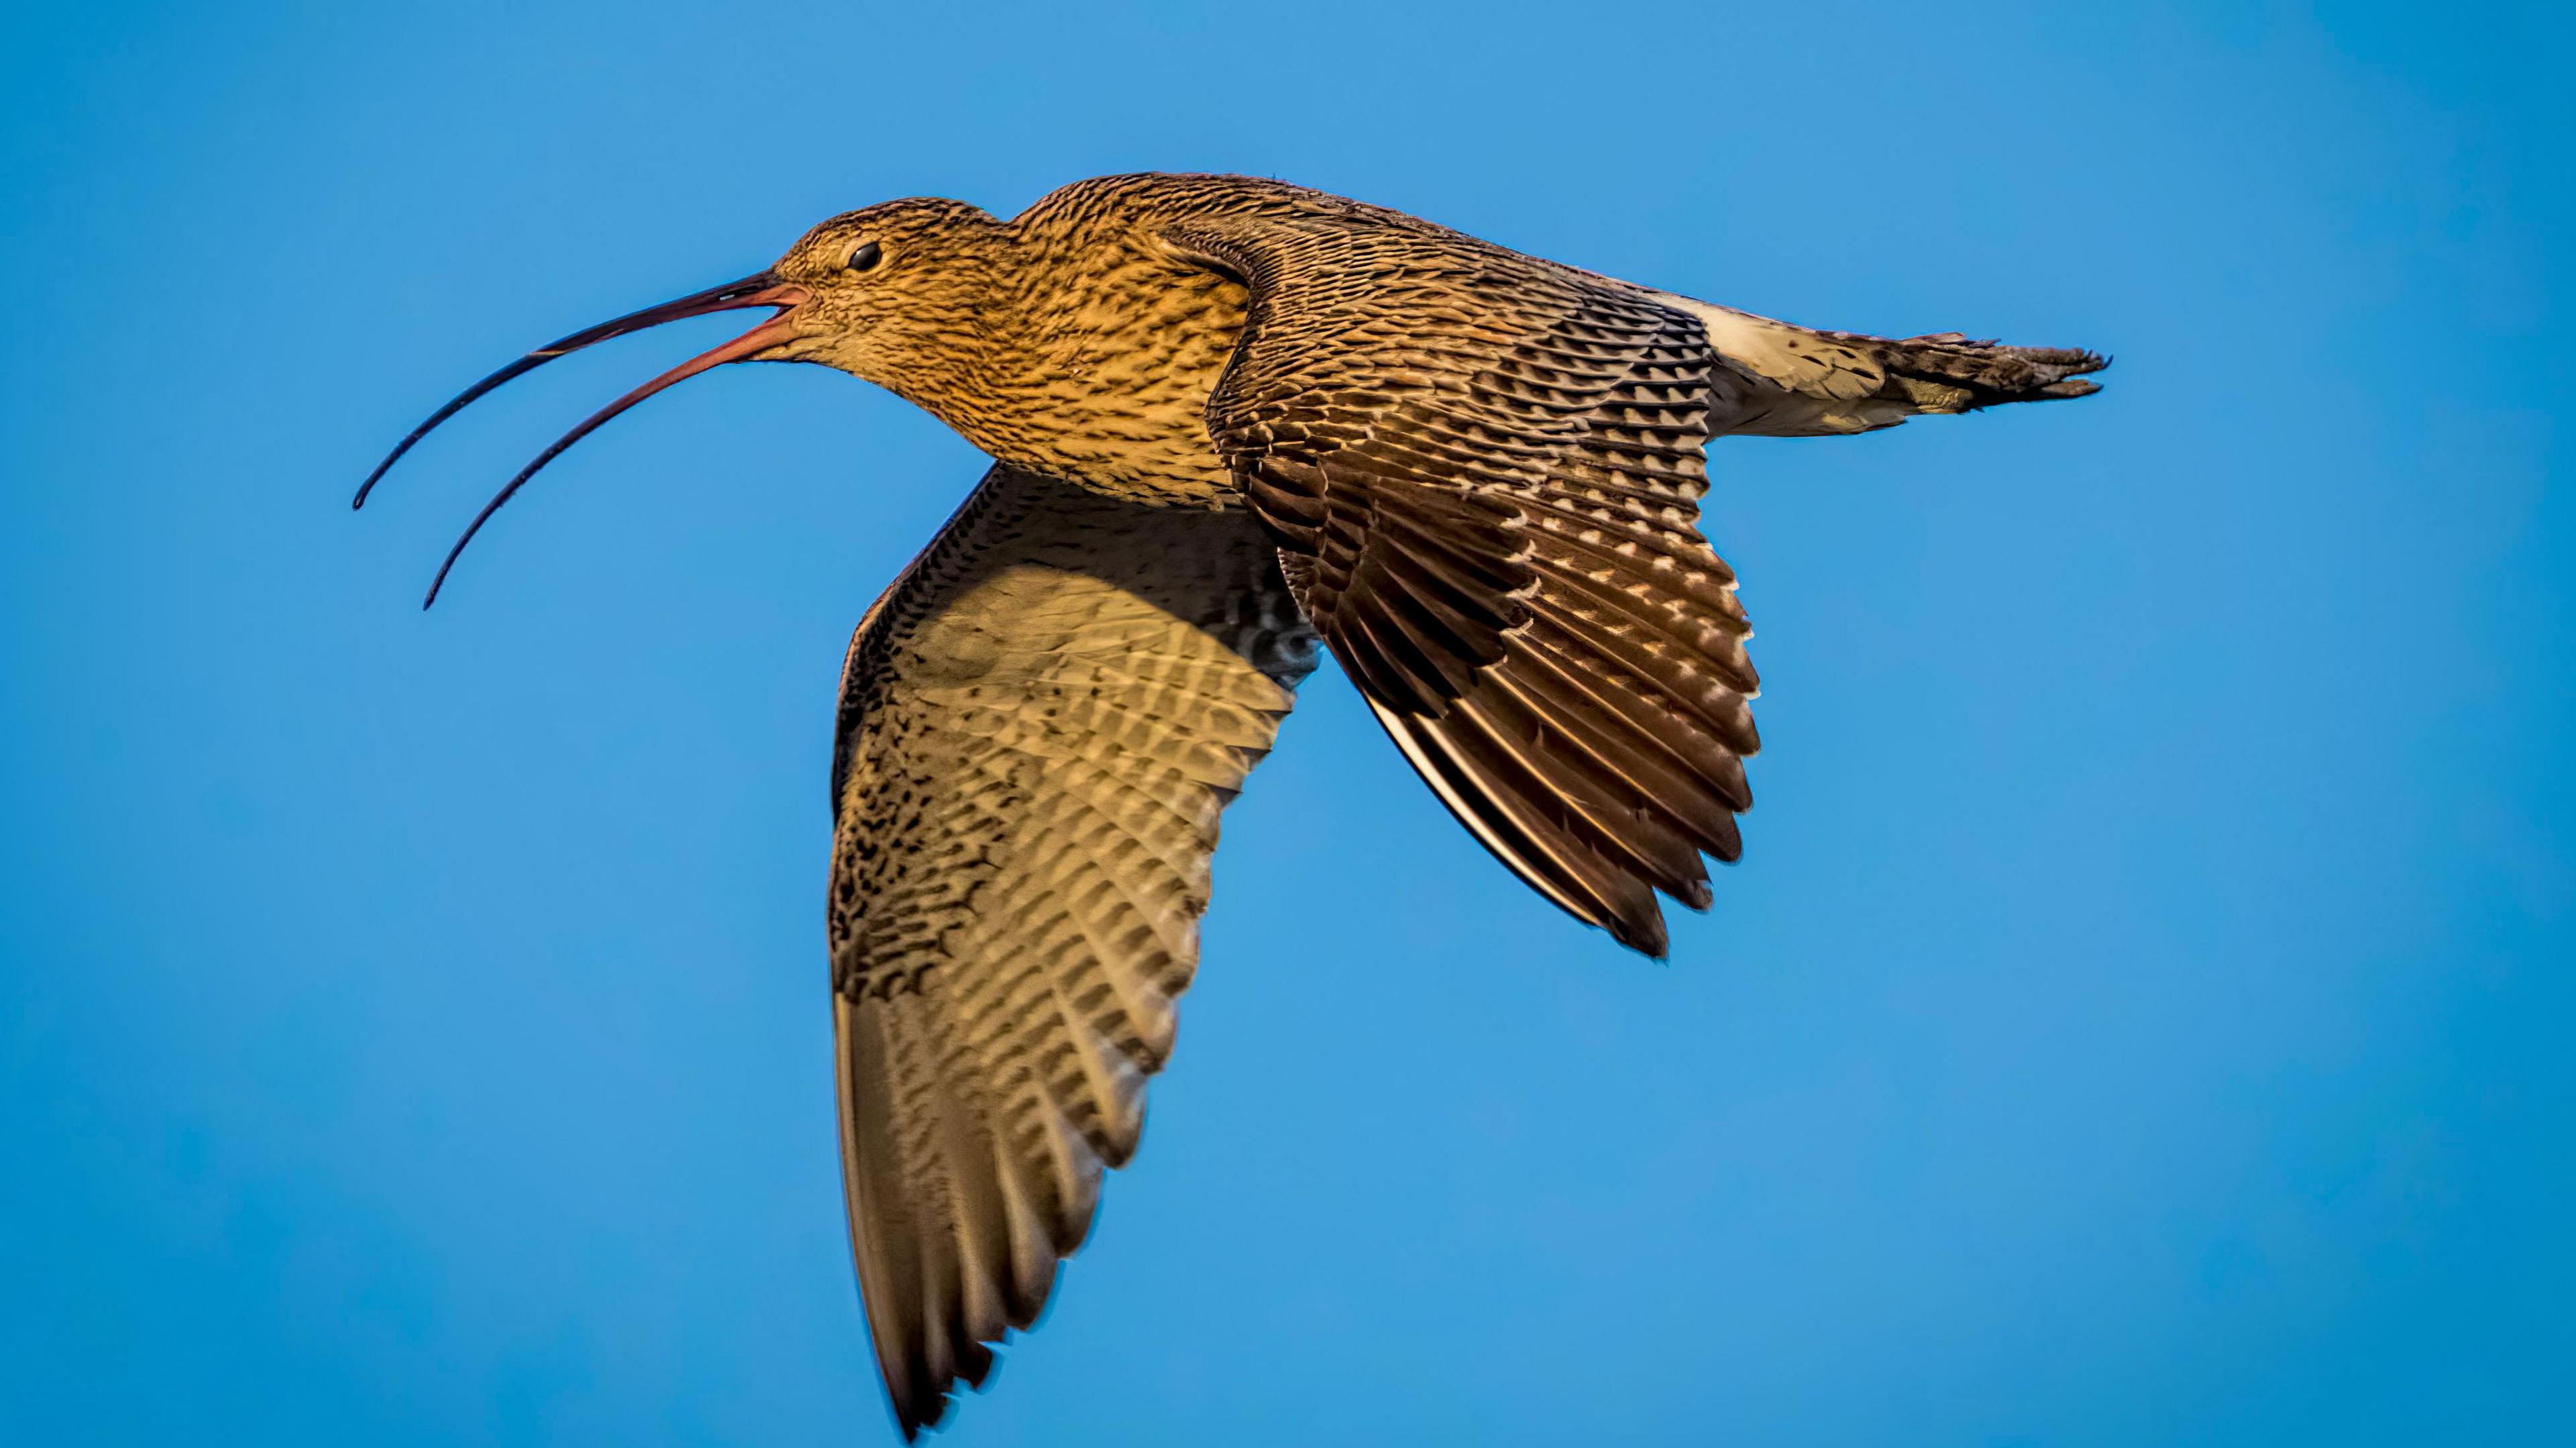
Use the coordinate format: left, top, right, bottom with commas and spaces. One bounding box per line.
357, 172, 2106, 1439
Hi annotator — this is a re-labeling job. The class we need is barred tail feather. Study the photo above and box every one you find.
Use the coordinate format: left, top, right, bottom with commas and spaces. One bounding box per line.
1652, 292, 2108, 437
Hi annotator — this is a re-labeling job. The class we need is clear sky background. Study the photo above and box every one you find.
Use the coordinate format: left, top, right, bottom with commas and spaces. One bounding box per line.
3, 3, 2569, 1444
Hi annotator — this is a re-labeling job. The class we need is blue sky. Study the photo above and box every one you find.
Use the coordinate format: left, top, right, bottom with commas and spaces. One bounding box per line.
3, 3, 2569, 1444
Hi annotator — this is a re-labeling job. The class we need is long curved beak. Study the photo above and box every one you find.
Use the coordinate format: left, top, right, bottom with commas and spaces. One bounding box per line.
353, 270, 812, 608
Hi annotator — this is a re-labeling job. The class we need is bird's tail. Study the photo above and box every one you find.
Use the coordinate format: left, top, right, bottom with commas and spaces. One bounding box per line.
1652, 292, 2108, 436
1864, 331, 2108, 412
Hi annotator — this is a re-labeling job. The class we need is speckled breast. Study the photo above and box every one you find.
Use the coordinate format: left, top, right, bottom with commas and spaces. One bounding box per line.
961, 235, 1254, 510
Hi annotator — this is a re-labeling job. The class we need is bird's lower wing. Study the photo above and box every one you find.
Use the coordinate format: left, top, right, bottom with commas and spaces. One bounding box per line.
827, 464, 1316, 1437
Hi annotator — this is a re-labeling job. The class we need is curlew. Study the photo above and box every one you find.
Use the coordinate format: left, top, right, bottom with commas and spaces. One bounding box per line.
356, 172, 2104, 1437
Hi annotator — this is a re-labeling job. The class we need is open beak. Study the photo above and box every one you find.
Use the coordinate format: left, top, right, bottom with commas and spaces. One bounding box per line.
353, 270, 812, 607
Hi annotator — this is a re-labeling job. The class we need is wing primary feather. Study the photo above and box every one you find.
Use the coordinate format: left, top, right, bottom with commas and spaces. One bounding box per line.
1474, 663, 1737, 875
1364, 694, 1667, 953
1438, 691, 1713, 911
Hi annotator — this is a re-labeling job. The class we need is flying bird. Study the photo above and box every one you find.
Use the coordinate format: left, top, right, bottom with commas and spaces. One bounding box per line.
356, 172, 2104, 1437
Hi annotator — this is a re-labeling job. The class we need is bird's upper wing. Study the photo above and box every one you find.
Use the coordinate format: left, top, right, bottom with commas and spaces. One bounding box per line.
1163, 207, 1762, 956
826, 463, 1316, 1438
1163, 201, 2104, 955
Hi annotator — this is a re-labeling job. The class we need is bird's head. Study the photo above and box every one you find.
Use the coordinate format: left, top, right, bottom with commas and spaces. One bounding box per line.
354, 197, 1006, 606
765, 198, 1006, 382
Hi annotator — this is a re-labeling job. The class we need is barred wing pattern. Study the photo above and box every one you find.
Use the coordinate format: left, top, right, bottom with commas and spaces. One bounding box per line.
1168, 210, 1758, 956
826, 465, 1316, 1437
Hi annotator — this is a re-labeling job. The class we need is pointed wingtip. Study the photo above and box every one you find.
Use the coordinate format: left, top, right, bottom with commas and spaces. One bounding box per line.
1610, 911, 1672, 960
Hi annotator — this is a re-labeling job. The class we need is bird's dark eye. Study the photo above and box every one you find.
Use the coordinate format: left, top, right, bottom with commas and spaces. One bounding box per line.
845, 241, 881, 273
